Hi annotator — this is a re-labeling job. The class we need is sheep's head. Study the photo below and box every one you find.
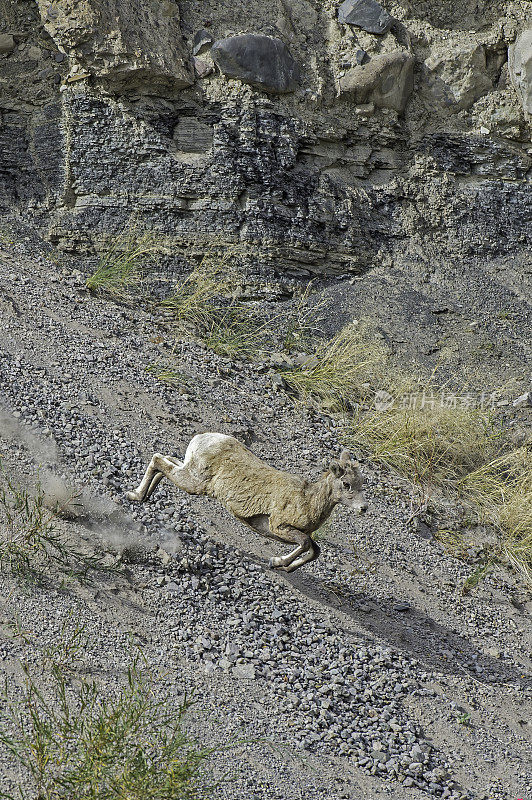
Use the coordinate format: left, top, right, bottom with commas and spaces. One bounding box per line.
327, 450, 367, 513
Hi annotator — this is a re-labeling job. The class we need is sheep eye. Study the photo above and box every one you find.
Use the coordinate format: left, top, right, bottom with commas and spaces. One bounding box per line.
342, 481, 351, 490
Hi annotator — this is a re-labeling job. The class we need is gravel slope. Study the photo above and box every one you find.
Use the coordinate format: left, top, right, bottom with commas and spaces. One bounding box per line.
0, 220, 531, 800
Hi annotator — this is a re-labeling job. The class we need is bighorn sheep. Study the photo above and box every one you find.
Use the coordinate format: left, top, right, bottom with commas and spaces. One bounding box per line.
127, 433, 367, 572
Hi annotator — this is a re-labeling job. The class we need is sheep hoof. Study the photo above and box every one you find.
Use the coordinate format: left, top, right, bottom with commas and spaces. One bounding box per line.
126, 491, 140, 502
268, 557, 280, 569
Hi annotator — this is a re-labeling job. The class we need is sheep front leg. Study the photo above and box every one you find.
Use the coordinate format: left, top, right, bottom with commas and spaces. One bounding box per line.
268, 526, 320, 573
127, 454, 204, 502
281, 540, 321, 573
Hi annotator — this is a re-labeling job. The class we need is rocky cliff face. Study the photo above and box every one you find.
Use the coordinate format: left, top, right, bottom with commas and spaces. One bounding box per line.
0, 0, 531, 280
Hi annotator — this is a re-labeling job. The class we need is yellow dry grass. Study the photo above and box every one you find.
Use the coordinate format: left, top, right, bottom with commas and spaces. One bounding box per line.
283, 321, 532, 583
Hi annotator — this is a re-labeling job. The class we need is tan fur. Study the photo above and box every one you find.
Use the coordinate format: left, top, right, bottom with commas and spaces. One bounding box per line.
202, 438, 338, 537
127, 433, 367, 572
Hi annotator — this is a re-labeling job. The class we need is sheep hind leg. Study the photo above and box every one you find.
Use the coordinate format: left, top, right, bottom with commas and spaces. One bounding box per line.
144, 457, 184, 500
127, 454, 202, 502
144, 471, 164, 500
127, 453, 162, 502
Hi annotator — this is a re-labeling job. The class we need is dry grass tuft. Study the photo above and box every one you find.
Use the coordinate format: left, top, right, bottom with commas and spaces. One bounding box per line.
346, 401, 504, 488
159, 250, 271, 358
159, 252, 326, 360
281, 320, 532, 584
280, 322, 387, 410
457, 447, 532, 582
86, 228, 157, 296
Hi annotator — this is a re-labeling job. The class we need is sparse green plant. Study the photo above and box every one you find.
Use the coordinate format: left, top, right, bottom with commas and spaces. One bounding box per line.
0, 469, 116, 582
201, 306, 276, 359
42, 616, 92, 674
86, 226, 157, 296
146, 363, 192, 389
7, 615, 32, 645
159, 250, 269, 358
0, 225, 14, 245
434, 529, 469, 557
0, 0, 16, 26
312, 518, 333, 543
159, 250, 240, 327
457, 712, 472, 727
461, 560, 494, 595
0, 654, 210, 800
281, 282, 328, 353
0, 471, 70, 578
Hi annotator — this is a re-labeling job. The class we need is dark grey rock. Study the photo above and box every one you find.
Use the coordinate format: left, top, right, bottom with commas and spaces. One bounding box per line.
338, 0, 393, 35
356, 49, 369, 65
271, 373, 287, 391
211, 34, 300, 93
416, 521, 433, 540
192, 29, 214, 56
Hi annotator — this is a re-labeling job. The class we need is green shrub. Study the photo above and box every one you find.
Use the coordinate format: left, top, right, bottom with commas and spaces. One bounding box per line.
0, 655, 210, 800
0, 470, 115, 582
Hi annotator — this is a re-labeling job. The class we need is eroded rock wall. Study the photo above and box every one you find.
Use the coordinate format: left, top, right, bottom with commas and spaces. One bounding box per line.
0, 0, 531, 276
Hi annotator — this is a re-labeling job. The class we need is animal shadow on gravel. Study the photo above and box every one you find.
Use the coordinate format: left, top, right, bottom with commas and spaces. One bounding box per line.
282, 571, 532, 690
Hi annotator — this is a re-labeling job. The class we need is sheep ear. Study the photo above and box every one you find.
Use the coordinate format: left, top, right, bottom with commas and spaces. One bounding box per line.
329, 460, 344, 477
339, 449, 351, 466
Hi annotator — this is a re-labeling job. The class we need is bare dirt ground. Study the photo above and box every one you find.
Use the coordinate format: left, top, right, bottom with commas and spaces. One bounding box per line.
0, 219, 531, 800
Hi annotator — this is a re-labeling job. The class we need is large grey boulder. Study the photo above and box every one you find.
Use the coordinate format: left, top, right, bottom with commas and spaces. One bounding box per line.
339, 50, 414, 112
337, 0, 393, 35
509, 29, 532, 116
211, 34, 300, 94
424, 42, 492, 110
35, 0, 192, 90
